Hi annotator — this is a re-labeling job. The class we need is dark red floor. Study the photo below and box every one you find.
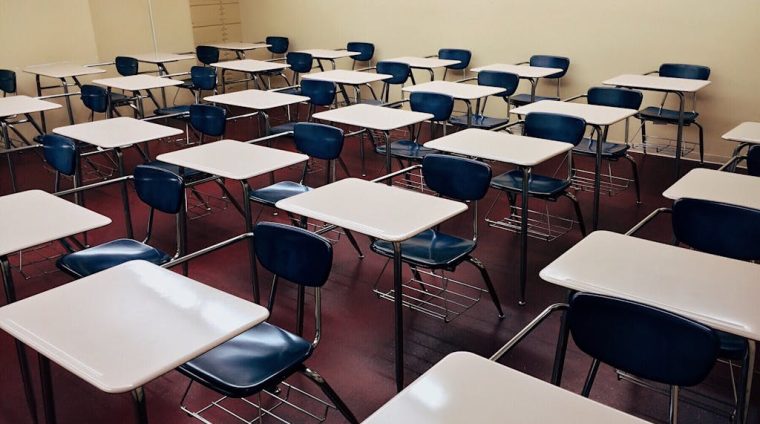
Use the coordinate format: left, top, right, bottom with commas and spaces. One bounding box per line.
0, 112, 756, 423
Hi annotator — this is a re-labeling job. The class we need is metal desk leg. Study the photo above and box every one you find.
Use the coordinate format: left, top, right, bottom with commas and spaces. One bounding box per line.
35, 75, 47, 133
383, 131, 392, 184
132, 387, 149, 424
737, 340, 755, 424
338, 83, 351, 106
39, 355, 56, 424
115, 148, 134, 238
106, 87, 114, 118
221, 69, 227, 94
518, 166, 531, 306
316, 59, 326, 72
2, 122, 18, 193
464, 100, 472, 127
550, 291, 573, 386
529, 78, 538, 102
329, 59, 336, 70
392, 241, 404, 392
240, 180, 260, 303
427, 68, 434, 82
157, 64, 169, 108
592, 125, 607, 231
60, 78, 75, 125
674, 91, 685, 178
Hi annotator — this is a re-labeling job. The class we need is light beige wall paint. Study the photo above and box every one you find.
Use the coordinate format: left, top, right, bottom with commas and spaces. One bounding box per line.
240, 0, 760, 160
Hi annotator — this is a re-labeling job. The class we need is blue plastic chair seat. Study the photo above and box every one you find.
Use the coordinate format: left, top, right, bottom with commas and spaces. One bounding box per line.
491, 170, 571, 197
269, 122, 297, 135
249, 181, 311, 206
717, 330, 748, 361
147, 160, 209, 182
57, 239, 171, 278
573, 138, 630, 158
638, 107, 699, 124
108, 92, 130, 104
449, 114, 509, 129
510, 93, 559, 106
153, 105, 191, 116
376, 140, 437, 161
178, 322, 313, 398
371, 229, 475, 268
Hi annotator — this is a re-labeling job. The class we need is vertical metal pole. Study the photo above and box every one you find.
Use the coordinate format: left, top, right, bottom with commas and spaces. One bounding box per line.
529, 78, 538, 103
2, 122, 18, 192
61, 78, 75, 125
551, 291, 573, 386
132, 387, 149, 424
115, 149, 134, 238
592, 125, 607, 231
384, 131, 392, 184
240, 180, 260, 303
39, 355, 56, 424
35, 75, 47, 132
674, 91, 685, 178
518, 166, 531, 305
392, 241, 404, 392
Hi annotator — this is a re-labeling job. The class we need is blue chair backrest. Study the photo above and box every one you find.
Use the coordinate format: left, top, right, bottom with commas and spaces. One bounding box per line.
266, 36, 289, 54
439, 48, 471, 70
376, 61, 410, 85
587, 87, 643, 110
347, 42, 374, 62
568, 292, 719, 387
115, 56, 139, 76
524, 112, 586, 145
747, 145, 760, 177
294, 123, 344, 160
287, 52, 313, 74
423, 154, 492, 201
0, 69, 16, 94
672, 198, 760, 261
410, 92, 454, 122
190, 66, 217, 91
659, 63, 710, 80
195, 45, 220, 66
189, 104, 226, 137
478, 71, 520, 98
254, 222, 333, 288
41, 134, 78, 176
530, 55, 570, 79
80, 84, 108, 113
301, 79, 336, 106
133, 165, 184, 214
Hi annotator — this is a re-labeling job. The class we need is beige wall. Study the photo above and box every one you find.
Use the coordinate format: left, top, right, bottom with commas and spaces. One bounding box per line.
239, 0, 760, 161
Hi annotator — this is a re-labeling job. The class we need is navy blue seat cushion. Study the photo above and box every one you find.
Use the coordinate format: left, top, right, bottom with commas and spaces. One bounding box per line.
491, 170, 571, 197
510, 93, 559, 106
249, 181, 311, 206
146, 160, 208, 183
573, 137, 629, 157
154, 105, 191, 116
269, 122, 297, 135
57, 239, 171, 278
178, 322, 313, 398
376, 140, 437, 161
449, 114, 509, 129
371, 229, 475, 268
717, 330, 748, 361
638, 107, 699, 124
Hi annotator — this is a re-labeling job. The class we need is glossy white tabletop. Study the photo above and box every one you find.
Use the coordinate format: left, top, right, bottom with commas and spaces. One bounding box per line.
156, 139, 308, 180
211, 59, 289, 73
276, 178, 467, 242
603, 74, 711, 93
364, 352, 648, 424
129, 52, 195, 64
205, 89, 308, 110
722, 122, 760, 144
0, 95, 61, 118
471, 63, 562, 78
54, 117, 183, 149
541, 231, 760, 340
297, 49, 360, 59
384, 56, 460, 69
302, 70, 391, 85
424, 128, 572, 167
24, 62, 106, 79
313, 104, 432, 131
0, 190, 111, 257
511, 100, 638, 126
202, 42, 270, 51
403, 81, 505, 100
0, 260, 269, 393
662, 168, 760, 210
92, 74, 183, 91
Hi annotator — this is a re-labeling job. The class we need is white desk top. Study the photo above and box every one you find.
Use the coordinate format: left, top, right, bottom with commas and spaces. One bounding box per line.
276, 178, 467, 242
302, 70, 391, 85
471, 63, 562, 79
156, 140, 308, 180
424, 128, 572, 167
364, 352, 647, 424
403, 80, 505, 101
722, 122, 760, 145
205, 89, 308, 110
202, 42, 270, 51
0, 260, 269, 393
129, 52, 195, 64
24, 62, 106, 79
603, 74, 711, 93
296, 49, 360, 60
211, 59, 289, 73
0, 190, 111, 257
662, 168, 760, 210
92, 74, 183, 91
511, 100, 638, 126
541, 231, 760, 341
54, 117, 183, 149
0, 95, 61, 119
313, 104, 432, 131
384, 56, 461, 70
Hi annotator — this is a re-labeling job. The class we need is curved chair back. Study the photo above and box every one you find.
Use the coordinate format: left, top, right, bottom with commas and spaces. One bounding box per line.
568, 292, 719, 387
672, 198, 760, 261
347, 42, 374, 62
254, 222, 333, 288
80, 84, 109, 114
195, 45, 220, 66
410, 92, 455, 122
0, 69, 16, 95
190, 66, 217, 91
287, 52, 313, 74
189, 104, 226, 137
587, 87, 643, 110
115, 56, 139, 76
301, 79, 336, 107
266, 36, 289, 55
423, 154, 491, 201
439, 48, 471, 70
41, 134, 78, 176
524, 112, 586, 145
530, 55, 570, 79
659, 63, 710, 80
376, 61, 411, 85
133, 165, 185, 214
478, 71, 519, 98
747, 145, 760, 177
294, 123, 344, 160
